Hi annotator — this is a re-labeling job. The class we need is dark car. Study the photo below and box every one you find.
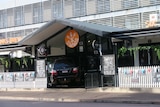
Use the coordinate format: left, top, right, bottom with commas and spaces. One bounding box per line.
47, 58, 82, 87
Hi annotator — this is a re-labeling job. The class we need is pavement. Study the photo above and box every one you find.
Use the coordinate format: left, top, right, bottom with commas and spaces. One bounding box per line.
0, 87, 160, 104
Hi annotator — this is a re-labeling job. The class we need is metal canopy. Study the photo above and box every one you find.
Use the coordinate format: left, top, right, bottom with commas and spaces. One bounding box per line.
112, 27, 160, 39
18, 18, 125, 46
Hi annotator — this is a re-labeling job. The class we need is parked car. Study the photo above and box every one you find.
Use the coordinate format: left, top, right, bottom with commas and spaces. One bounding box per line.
47, 58, 82, 87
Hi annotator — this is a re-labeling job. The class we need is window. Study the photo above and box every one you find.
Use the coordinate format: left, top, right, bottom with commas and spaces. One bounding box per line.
124, 14, 140, 29
123, 0, 138, 9
52, 0, 63, 18
150, 0, 160, 5
9, 30, 24, 38
14, 30, 24, 37
73, 0, 86, 17
125, 16, 140, 29
0, 10, 7, 28
15, 7, 24, 26
33, 3, 42, 23
0, 33, 5, 39
97, 0, 110, 14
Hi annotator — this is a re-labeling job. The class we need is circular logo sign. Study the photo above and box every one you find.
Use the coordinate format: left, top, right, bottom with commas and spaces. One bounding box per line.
65, 30, 79, 48
37, 44, 46, 56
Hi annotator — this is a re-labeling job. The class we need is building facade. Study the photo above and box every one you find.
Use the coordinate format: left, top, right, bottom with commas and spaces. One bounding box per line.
1, 0, 160, 45
0, 0, 160, 71
0, 0, 160, 88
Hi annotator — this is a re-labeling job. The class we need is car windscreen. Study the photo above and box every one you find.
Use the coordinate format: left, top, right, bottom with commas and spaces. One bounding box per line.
54, 59, 75, 69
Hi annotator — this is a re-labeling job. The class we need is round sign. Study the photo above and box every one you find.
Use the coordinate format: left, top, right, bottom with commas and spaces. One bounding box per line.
37, 44, 46, 56
65, 30, 79, 48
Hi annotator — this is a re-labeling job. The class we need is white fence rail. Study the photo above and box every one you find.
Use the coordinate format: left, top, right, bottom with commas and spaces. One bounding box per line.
118, 66, 160, 88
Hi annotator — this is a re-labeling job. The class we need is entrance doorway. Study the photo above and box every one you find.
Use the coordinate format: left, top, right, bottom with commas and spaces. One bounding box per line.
77, 33, 101, 88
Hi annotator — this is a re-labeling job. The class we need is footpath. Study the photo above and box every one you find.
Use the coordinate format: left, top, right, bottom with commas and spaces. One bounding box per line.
0, 87, 160, 104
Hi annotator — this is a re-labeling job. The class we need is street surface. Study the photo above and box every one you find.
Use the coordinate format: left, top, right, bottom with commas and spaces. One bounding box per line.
0, 100, 159, 107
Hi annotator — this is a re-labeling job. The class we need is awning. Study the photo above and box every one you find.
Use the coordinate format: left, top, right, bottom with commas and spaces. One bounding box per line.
0, 51, 11, 55
0, 47, 26, 51
0, 45, 26, 56
19, 18, 125, 46
112, 27, 160, 39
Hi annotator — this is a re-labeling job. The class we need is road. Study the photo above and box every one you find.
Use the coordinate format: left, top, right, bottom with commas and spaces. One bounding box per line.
0, 100, 159, 107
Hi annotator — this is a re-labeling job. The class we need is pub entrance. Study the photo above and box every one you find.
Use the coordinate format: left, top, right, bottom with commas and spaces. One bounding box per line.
79, 33, 100, 88
65, 33, 101, 88
66, 33, 114, 88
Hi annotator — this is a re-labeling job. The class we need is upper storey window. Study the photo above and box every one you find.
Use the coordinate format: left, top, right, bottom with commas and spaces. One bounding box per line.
73, 0, 86, 17
15, 7, 24, 26
150, 0, 160, 5
33, 3, 43, 23
97, 0, 110, 14
52, 0, 64, 18
0, 10, 7, 28
123, 0, 139, 9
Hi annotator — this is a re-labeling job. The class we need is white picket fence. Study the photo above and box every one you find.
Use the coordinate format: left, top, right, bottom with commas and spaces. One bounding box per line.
0, 71, 47, 88
118, 66, 160, 88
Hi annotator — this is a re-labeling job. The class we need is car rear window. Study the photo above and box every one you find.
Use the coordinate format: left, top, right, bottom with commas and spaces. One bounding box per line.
54, 58, 75, 69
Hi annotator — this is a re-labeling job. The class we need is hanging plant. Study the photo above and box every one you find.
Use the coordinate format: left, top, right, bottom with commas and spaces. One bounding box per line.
118, 45, 160, 60
153, 46, 160, 60
13, 56, 33, 67
30, 58, 34, 65
21, 56, 30, 67
14, 58, 21, 66
0, 57, 10, 68
118, 46, 128, 57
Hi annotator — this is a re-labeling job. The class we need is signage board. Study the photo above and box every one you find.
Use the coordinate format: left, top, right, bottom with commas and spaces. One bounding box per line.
36, 60, 46, 78
145, 14, 160, 28
102, 54, 115, 75
65, 29, 79, 48
37, 43, 47, 57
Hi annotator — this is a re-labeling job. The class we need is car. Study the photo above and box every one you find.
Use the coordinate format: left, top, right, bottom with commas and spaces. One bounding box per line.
47, 57, 82, 87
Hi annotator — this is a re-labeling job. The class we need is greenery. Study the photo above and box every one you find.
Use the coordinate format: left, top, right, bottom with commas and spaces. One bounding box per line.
0, 57, 10, 68
118, 45, 160, 60
0, 56, 33, 69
